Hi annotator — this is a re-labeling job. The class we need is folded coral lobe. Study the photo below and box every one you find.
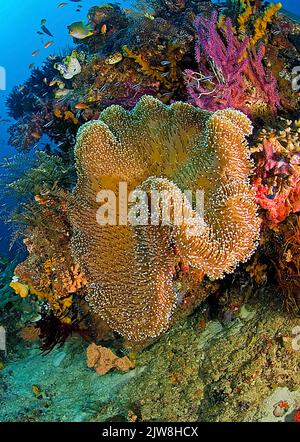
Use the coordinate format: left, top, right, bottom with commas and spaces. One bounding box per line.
70, 95, 260, 343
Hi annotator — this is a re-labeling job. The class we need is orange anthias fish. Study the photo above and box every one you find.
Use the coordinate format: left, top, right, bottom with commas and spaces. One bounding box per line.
101, 24, 107, 34
32, 50, 40, 57
31, 132, 41, 139
58, 2, 68, 8
74, 103, 90, 110
44, 41, 53, 49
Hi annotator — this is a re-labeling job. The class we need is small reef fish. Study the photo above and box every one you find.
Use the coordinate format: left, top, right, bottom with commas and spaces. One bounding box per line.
105, 52, 123, 65
161, 60, 171, 66
31, 132, 41, 140
68, 21, 94, 39
54, 88, 72, 99
41, 25, 54, 37
144, 12, 155, 20
29, 63, 35, 69
32, 50, 40, 57
58, 2, 68, 8
44, 41, 53, 49
122, 8, 132, 14
50, 79, 65, 89
74, 103, 90, 109
32, 385, 42, 397
101, 24, 107, 34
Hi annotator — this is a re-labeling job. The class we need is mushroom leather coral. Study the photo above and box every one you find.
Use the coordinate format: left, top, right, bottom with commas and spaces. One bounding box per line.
70, 96, 260, 343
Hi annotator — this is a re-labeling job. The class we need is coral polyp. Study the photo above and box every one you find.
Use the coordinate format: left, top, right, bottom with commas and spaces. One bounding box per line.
70, 95, 260, 343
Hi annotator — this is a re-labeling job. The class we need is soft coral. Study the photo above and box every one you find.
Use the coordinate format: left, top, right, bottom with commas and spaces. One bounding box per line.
184, 12, 280, 116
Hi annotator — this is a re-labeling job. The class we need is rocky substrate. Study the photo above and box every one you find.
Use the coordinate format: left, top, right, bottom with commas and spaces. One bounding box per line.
0, 289, 299, 422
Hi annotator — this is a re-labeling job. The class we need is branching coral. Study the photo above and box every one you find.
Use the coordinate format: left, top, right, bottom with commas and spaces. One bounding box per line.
251, 2, 282, 47
70, 95, 260, 344
237, 1, 282, 47
184, 12, 280, 118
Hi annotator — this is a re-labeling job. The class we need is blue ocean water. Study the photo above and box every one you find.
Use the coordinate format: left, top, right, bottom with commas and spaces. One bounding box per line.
0, 0, 132, 254
0, 0, 299, 255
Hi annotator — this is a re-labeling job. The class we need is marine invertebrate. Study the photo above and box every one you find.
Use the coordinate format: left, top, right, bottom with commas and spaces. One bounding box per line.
54, 51, 82, 80
36, 308, 86, 353
6, 60, 58, 120
265, 214, 300, 313
184, 12, 280, 117
246, 254, 267, 285
164, 0, 186, 13
237, 1, 282, 47
71, 55, 160, 112
122, 43, 183, 90
1, 151, 75, 226
251, 119, 300, 224
70, 95, 260, 344
237, 0, 253, 33
9, 280, 29, 298
87, 4, 128, 34
18, 324, 40, 342
250, 2, 282, 48
87, 343, 135, 375
10, 189, 88, 327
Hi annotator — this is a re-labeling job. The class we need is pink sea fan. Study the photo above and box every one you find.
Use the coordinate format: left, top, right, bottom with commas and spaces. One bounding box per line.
184, 12, 280, 116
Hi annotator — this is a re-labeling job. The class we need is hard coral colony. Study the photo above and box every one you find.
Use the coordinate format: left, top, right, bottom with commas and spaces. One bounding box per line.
1, 0, 300, 401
